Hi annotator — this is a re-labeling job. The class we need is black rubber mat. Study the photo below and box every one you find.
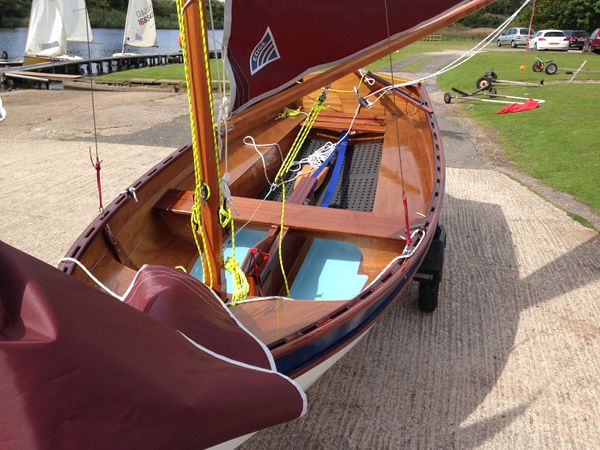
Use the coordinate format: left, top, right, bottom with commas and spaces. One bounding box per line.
328, 141, 382, 212
258, 138, 383, 213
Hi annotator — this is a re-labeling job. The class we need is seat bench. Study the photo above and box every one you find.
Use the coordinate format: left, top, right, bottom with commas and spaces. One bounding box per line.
154, 189, 423, 241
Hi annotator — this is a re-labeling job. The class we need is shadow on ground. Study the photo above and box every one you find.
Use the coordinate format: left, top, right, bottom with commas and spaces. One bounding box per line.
242, 193, 599, 449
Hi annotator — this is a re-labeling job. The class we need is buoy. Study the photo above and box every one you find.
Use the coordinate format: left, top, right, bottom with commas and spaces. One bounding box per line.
519, 64, 526, 72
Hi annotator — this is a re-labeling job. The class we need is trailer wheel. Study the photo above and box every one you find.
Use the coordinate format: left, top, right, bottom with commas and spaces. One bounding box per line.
443, 93, 452, 104
476, 76, 492, 90
489, 87, 497, 95
488, 71, 498, 81
532, 61, 544, 72
545, 62, 558, 75
418, 283, 439, 313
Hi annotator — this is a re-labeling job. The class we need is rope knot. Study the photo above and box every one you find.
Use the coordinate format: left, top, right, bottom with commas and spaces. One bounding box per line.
224, 256, 249, 306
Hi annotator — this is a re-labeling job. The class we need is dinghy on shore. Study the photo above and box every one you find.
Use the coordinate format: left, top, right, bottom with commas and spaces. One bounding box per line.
1, 0, 496, 447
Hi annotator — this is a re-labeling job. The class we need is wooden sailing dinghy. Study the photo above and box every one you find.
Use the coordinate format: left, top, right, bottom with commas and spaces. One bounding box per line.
0, 0, 496, 448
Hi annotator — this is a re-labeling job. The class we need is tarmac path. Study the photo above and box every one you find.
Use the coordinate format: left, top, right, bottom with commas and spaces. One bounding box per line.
0, 54, 598, 449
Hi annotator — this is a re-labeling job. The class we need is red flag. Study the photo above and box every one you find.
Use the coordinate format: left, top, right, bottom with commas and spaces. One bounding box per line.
496, 98, 539, 114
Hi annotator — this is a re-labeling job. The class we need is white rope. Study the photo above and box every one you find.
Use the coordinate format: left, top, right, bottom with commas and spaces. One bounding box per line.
363, 0, 533, 100
243, 136, 284, 186
57, 257, 122, 300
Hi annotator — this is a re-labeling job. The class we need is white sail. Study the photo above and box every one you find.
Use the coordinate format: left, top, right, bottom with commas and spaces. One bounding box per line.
123, 0, 157, 48
24, 0, 67, 58
57, 0, 93, 43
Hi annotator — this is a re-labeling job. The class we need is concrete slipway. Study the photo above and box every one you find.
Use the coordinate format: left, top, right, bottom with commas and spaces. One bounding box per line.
0, 74, 598, 449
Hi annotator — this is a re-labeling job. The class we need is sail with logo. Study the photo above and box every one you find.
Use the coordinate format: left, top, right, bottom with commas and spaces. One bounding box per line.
24, 0, 93, 65
114, 0, 158, 56
224, 0, 491, 112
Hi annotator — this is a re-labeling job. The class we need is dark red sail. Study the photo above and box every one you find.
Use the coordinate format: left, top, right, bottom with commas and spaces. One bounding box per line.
0, 241, 306, 449
224, 0, 469, 111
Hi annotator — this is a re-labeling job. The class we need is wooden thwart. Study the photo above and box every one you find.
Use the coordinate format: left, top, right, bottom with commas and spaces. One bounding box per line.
154, 189, 422, 241
311, 111, 387, 134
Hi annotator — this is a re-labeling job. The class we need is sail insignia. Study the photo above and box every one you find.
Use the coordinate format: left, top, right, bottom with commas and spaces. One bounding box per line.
250, 27, 280, 75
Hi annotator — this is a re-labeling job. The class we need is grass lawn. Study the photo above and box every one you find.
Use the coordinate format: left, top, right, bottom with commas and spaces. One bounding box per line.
437, 49, 600, 214
97, 40, 477, 82
95, 61, 227, 83
366, 39, 477, 71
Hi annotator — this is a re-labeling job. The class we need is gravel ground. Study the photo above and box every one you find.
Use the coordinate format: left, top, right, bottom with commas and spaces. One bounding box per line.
0, 57, 598, 449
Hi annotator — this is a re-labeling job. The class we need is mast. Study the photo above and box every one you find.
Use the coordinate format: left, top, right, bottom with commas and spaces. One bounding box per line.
121, 0, 133, 54
180, 0, 224, 294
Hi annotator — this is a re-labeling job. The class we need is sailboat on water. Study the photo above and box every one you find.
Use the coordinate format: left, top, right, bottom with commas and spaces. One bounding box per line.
113, 0, 158, 57
1, 0, 497, 448
24, 0, 93, 65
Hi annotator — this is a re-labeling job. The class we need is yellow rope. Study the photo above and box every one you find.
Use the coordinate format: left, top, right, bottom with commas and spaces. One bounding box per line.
176, 0, 213, 287
224, 219, 249, 306
274, 92, 327, 183
276, 107, 302, 120
278, 182, 290, 295
177, 0, 249, 300
274, 90, 327, 297
195, 0, 249, 301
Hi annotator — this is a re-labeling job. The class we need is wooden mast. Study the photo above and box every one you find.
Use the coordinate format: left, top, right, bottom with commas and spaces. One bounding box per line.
181, 0, 224, 294
227, 0, 496, 134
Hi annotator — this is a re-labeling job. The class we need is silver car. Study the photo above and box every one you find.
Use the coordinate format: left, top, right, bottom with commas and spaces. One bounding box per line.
497, 27, 535, 48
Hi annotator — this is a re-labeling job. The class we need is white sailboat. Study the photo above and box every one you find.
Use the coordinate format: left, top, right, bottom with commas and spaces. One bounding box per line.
24, 0, 93, 65
113, 0, 158, 57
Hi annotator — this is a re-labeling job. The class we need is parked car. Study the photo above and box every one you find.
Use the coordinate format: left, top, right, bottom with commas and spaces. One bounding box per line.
583, 28, 600, 53
563, 30, 589, 50
529, 30, 569, 51
497, 27, 535, 48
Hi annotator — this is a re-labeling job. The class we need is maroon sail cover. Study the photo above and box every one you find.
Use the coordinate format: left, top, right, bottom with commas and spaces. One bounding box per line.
0, 241, 306, 449
224, 0, 467, 111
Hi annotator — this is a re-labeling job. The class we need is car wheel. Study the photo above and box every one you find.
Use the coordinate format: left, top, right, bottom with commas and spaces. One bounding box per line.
497, 39, 502, 47
511, 40, 517, 48
545, 62, 558, 75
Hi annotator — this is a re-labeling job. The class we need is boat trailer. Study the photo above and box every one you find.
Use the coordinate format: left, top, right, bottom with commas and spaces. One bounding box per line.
532, 58, 599, 78
443, 87, 543, 105
475, 71, 544, 90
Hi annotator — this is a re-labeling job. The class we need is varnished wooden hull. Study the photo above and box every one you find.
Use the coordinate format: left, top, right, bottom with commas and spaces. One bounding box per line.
61, 73, 444, 379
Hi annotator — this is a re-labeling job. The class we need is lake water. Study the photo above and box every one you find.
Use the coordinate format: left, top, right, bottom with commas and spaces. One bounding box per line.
0, 28, 224, 60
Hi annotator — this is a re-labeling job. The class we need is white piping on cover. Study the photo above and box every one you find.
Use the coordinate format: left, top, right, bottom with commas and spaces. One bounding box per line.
180, 331, 308, 417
